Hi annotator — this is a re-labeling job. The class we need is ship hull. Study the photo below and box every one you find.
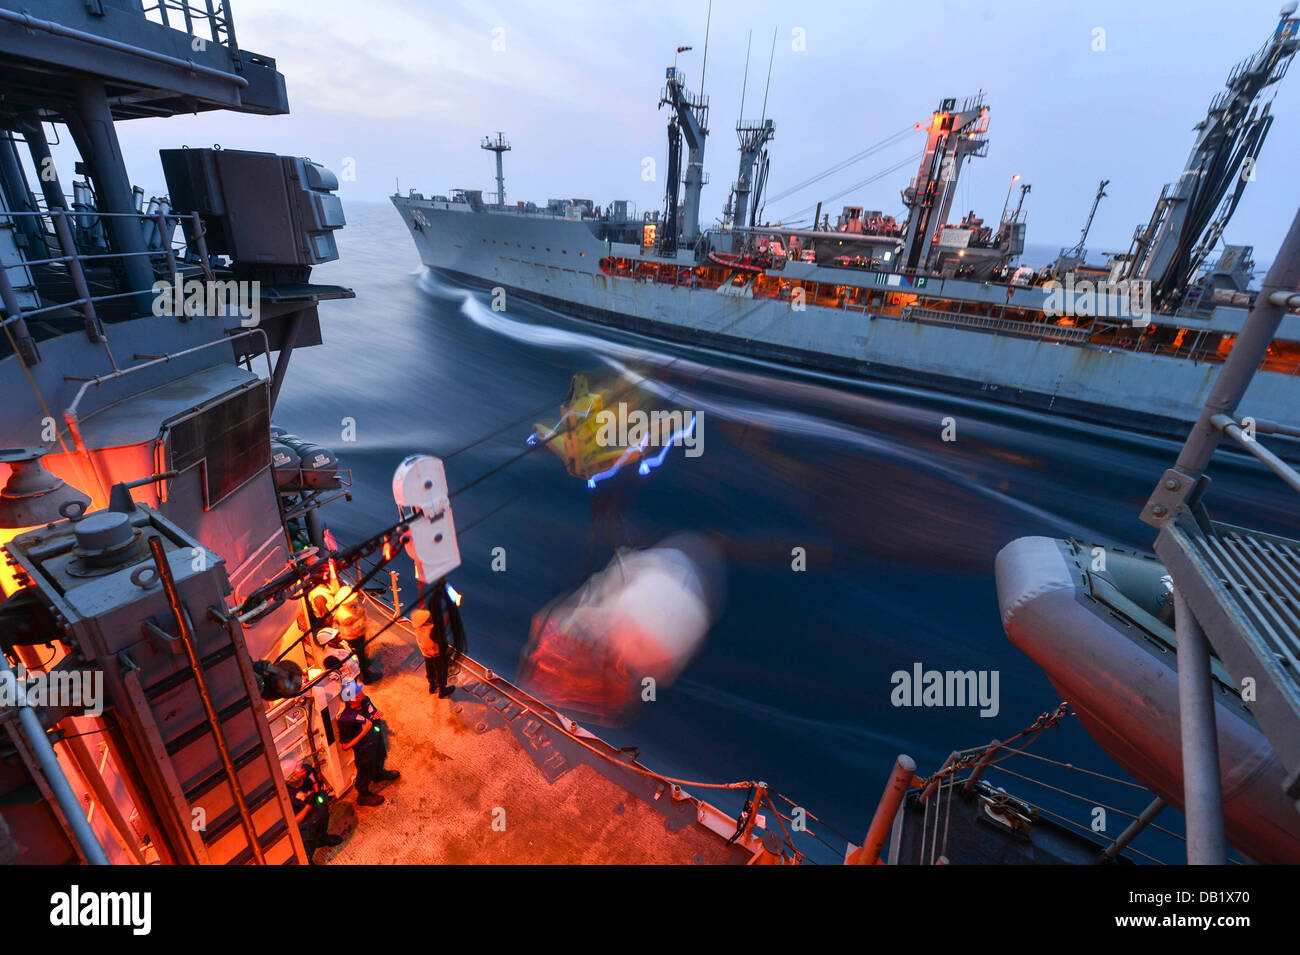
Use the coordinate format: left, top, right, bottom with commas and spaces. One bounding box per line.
394, 198, 1300, 440
432, 263, 1195, 438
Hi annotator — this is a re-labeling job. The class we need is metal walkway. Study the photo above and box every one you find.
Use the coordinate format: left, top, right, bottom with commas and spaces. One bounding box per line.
1141, 202, 1300, 861
1154, 518, 1300, 804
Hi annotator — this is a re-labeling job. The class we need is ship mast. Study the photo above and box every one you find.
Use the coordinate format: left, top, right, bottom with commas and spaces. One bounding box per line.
659, 34, 710, 249
481, 132, 511, 208
731, 28, 776, 252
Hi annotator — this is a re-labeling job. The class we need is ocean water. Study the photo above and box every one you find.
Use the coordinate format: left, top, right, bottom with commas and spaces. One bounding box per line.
274, 201, 1299, 863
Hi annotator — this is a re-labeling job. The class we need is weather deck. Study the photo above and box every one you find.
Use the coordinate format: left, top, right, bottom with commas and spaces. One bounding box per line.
317, 614, 758, 865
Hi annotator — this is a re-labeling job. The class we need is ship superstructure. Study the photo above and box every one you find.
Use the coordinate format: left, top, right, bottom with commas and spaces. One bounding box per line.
395, 7, 1300, 440
0, 0, 354, 864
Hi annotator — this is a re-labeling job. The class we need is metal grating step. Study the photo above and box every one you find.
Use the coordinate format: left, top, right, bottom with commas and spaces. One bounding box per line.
1155, 516, 1300, 804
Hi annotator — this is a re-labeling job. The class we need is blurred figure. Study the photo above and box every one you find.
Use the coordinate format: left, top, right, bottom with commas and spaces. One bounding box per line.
334, 594, 380, 683
411, 609, 453, 697
305, 584, 379, 682
314, 626, 361, 687
518, 534, 724, 726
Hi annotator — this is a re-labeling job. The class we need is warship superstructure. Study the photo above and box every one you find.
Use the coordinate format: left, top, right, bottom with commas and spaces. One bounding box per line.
394, 7, 1300, 439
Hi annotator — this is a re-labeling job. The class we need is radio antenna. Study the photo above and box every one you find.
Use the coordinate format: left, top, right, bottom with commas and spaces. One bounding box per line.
760, 26, 776, 124
739, 30, 752, 119
700, 0, 712, 96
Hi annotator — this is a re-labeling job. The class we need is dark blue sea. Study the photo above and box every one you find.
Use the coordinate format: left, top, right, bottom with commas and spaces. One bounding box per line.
274, 202, 1299, 864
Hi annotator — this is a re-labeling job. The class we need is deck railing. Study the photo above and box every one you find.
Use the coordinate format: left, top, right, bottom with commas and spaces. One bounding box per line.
140, 0, 240, 58
0, 206, 214, 368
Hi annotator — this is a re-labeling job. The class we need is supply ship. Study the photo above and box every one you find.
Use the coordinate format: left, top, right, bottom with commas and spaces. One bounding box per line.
1, 0, 1296, 872
394, 6, 1300, 439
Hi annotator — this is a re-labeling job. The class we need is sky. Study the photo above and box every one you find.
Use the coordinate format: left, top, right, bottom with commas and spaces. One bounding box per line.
106, 0, 1300, 255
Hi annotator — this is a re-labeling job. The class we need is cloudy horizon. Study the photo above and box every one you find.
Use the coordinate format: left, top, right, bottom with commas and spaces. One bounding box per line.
103, 0, 1300, 258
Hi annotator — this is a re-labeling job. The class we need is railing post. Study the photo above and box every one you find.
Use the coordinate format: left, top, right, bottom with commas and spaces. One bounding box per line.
1098, 796, 1165, 862
186, 211, 214, 281
0, 266, 40, 364
1173, 588, 1227, 864
156, 213, 179, 279
856, 754, 916, 865
963, 739, 1001, 793
49, 209, 107, 345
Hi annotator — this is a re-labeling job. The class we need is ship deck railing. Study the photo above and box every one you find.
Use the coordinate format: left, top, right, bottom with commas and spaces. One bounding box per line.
884, 705, 1197, 865
901, 304, 1093, 343
1, 206, 215, 367
140, 0, 240, 57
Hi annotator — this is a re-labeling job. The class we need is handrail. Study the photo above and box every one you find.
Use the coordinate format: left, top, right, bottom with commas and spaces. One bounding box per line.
64, 326, 272, 423
903, 304, 1093, 343
1142, 204, 1300, 529
0, 207, 207, 344
0, 8, 248, 89
1212, 413, 1300, 494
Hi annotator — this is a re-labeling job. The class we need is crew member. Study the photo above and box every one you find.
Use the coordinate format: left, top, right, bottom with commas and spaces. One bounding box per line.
303, 584, 379, 682
314, 626, 362, 687
410, 607, 453, 697
283, 759, 342, 863
334, 596, 381, 683
411, 579, 466, 698
337, 683, 399, 806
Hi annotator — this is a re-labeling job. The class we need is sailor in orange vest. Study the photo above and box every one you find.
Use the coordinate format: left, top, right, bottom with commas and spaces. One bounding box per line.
410, 606, 454, 697
305, 584, 380, 683
410, 578, 466, 697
